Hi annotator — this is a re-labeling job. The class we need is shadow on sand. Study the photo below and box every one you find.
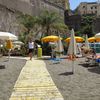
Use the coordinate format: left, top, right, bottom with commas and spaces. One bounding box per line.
79, 62, 99, 67
59, 71, 73, 76
78, 63, 89, 68
79, 63, 100, 74
88, 67, 100, 74
0, 65, 5, 69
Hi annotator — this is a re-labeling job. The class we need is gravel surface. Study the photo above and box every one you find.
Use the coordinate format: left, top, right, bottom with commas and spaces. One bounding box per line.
45, 57, 100, 100
0, 57, 26, 100
1, 56, 100, 100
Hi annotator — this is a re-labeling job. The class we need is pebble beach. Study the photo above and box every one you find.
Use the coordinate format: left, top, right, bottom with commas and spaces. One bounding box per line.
45, 57, 100, 100
0, 57, 26, 100
0, 56, 100, 100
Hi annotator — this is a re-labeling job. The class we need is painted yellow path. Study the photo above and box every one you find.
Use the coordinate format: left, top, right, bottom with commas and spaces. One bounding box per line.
9, 58, 64, 100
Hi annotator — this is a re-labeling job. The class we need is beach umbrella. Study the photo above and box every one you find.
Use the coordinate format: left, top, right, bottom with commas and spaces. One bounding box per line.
41, 35, 62, 59
55, 35, 64, 58
88, 37, 96, 42
65, 36, 84, 43
13, 41, 24, 45
41, 35, 61, 42
95, 32, 100, 38
67, 29, 77, 56
56, 35, 64, 52
67, 29, 77, 74
95, 33, 100, 42
0, 32, 17, 60
0, 32, 17, 40
85, 34, 90, 49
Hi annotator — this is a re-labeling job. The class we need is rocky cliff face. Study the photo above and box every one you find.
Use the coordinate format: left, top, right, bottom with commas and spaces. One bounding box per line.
0, 0, 33, 15
0, 4, 21, 36
0, 0, 65, 36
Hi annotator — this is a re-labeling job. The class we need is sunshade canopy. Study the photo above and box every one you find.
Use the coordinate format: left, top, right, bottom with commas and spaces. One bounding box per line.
65, 36, 84, 43
41, 35, 62, 42
95, 32, 100, 38
67, 29, 77, 55
0, 32, 17, 40
88, 37, 95, 42
95, 33, 100, 42
13, 41, 24, 45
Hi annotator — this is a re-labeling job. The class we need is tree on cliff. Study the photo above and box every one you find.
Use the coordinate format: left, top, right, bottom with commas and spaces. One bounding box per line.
36, 10, 68, 38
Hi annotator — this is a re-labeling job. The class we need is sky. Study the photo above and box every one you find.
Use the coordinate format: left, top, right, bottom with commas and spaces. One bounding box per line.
69, 0, 97, 10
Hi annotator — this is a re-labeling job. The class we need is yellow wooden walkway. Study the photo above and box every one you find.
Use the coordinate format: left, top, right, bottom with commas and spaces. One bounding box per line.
9, 58, 64, 100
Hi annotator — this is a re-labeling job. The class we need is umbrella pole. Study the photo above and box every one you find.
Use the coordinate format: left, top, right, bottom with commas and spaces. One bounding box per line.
8, 49, 11, 60
72, 60, 74, 74
51, 48, 53, 59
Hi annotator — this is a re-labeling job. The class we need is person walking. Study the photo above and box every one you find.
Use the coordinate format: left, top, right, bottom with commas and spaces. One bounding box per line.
28, 39, 34, 60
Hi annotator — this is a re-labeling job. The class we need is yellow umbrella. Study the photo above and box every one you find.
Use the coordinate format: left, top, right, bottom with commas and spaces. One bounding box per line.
96, 38, 100, 42
88, 37, 96, 42
88, 37, 100, 42
41, 35, 62, 42
65, 36, 84, 43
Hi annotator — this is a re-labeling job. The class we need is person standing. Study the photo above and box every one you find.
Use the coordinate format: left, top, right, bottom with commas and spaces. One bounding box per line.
28, 39, 34, 60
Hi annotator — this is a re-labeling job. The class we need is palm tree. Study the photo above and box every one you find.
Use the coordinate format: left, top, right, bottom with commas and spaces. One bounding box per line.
17, 11, 69, 56
51, 22, 68, 35
18, 14, 37, 35
36, 11, 60, 37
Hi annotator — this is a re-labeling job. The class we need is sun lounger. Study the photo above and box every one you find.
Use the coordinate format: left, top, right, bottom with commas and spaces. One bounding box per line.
95, 55, 100, 67
86, 54, 100, 66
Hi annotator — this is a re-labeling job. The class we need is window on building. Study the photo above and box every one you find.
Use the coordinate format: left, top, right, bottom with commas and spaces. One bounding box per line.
95, 11, 97, 14
91, 7, 93, 9
91, 11, 94, 14
95, 6, 97, 9
83, 6, 85, 8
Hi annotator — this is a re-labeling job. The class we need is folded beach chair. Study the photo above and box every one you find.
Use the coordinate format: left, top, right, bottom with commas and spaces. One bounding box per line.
95, 58, 100, 67
50, 57, 61, 64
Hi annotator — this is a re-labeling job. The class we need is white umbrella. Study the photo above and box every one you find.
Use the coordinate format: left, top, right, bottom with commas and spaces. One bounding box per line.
57, 35, 64, 53
95, 32, 100, 42
67, 29, 77, 55
95, 32, 100, 38
0, 32, 17, 40
54, 35, 64, 62
0, 32, 17, 60
13, 41, 24, 45
67, 29, 77, 74
85, 34, 90, 49
55, 35, 64, 53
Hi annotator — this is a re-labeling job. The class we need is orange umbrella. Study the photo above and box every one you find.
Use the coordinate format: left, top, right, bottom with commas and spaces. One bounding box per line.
41, 35, 62, 42
65, 36, 84, 43
96, 38, 100, 42
88, 37, 95, 42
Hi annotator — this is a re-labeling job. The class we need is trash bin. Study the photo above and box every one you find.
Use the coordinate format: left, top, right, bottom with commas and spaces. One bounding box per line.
37, 47, 42, 58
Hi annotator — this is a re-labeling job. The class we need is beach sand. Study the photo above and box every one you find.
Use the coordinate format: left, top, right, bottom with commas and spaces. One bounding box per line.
0, 57, 26, 100
1, 56, 100, 100
45, 57, 100, 100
